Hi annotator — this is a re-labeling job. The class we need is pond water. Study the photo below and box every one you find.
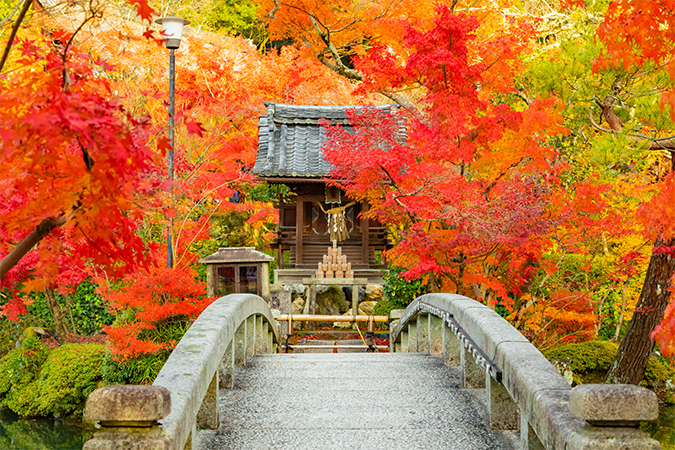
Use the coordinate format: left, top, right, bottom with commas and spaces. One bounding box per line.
0, 409, 92, 450
0, 404, 673, 449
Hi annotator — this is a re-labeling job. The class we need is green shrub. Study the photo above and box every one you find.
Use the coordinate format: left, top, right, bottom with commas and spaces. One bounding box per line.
139, 315, 192, 345
645, 358, 675, 388
0, 337, 48, 394
32, 343, 106, 417
0, 315, 47, 360
374, 300, 400, 317
103, 306, 194, 386
101, 351, 169, 385
382, 266, 429, 308
0, 337, 49, 416
0, 340, 105, 417
544, 340, 675, 398
544, 340, 618, 374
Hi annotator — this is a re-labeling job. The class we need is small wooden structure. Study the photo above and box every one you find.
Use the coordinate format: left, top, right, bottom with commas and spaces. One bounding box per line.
199, 247, 274, 301
252, 102, 396, 284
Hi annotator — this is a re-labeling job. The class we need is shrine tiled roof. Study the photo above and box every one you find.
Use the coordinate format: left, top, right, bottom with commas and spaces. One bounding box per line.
252, 101, 397, 179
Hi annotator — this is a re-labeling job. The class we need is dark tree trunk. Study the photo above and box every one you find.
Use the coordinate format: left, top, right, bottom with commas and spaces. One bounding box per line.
606, 238, 675, 384
44, 287, 69, 345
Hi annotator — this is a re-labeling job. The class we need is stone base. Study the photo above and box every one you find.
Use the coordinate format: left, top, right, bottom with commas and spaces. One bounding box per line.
568, 425, 661, 450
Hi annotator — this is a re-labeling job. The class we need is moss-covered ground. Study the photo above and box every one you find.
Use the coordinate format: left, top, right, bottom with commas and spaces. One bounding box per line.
544, 340, 675, 404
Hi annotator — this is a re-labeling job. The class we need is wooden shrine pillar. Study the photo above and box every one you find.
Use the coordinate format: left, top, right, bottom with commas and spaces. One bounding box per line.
361, 202, 369, 266
277, 207, 285, 268
296, 196, 303, 265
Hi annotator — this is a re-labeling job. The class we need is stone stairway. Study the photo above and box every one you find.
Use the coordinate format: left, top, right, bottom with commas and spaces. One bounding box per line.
199, 353, 518, 449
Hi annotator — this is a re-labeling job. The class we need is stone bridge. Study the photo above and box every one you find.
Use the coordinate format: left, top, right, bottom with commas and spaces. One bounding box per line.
83, 293, 661, 450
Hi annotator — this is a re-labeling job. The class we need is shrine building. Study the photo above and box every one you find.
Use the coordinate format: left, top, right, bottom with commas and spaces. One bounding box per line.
251, 101, 395, 284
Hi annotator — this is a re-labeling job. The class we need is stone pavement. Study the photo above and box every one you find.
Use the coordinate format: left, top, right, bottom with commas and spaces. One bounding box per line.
199, 353, 518, 449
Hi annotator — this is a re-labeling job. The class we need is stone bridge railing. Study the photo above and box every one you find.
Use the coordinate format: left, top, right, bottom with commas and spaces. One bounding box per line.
83, 294, 279, 450
391, 293, 661, 450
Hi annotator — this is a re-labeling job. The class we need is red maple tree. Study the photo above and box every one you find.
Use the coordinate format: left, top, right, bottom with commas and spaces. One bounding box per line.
323, 6, 566, 309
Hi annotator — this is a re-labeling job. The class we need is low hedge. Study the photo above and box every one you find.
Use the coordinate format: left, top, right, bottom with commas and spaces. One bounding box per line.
0, 338, 105, 418
544, 340, 675, 403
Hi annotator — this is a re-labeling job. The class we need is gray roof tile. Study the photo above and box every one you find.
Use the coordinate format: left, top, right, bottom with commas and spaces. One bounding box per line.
198, 247, 275, 264
253, 101, 397, 179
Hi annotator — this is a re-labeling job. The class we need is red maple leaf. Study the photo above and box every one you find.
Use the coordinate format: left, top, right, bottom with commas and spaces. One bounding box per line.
0, 297, 28, 321
127, 0, 155, 23
157, 135, 172, 156
143, 28, 165, 47
185, 119, 206, 137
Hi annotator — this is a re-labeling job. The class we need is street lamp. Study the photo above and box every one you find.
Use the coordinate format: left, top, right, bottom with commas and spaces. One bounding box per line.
155, 15, 189, 269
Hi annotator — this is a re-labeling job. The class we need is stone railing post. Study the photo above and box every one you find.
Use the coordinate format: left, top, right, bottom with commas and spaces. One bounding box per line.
429, 315, 443, 355
265, 319, 272, 353
83, 385, 171, 450
568, 384, 660, 449
196, 371, 219, 430
407, 321, 418, 352
486, 370, 518, 430
220, 340, 235, 389
400, 328, 409, 352
246, 315, 255, 357
260, 319, 268, 353
417, 313, 429, 353
520, 418, 545, 450
270, 289, 291, 337
255, 315, 264, 354
461, 344, 485, 388
442, 321, 461, 366
235, 320, 247, 366
390, 310, 404, 352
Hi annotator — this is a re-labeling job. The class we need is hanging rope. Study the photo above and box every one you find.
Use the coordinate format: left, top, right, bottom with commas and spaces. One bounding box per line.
315, 201, 355, 242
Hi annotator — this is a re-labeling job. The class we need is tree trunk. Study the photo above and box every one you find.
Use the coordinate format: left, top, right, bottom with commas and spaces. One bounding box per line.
606, 238, 675, 384
44, 287, 69, 345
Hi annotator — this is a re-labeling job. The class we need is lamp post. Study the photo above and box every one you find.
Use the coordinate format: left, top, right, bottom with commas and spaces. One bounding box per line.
155, 15, 189, 269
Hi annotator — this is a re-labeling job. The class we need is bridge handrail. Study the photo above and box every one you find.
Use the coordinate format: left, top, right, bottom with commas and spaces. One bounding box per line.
154, 294, 278, 450
391, 293, 660, 450
83, 294, 279, 450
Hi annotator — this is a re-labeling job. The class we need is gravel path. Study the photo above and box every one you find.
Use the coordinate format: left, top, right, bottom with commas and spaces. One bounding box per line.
199, 353, 518, 449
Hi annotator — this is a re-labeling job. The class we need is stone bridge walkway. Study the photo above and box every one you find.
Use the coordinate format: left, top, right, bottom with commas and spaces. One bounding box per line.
199, 353, 518, 449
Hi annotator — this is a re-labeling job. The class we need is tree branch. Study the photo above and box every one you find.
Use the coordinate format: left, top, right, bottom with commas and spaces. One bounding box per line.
588, 101, 675, 169
378, 90, 419, 110
269, 0, 417, 110
588, 104, 675, 153
267, 0, 280, 18
316, 51, 364, 80
0, 216, 67, 281
0, 0, 32, 74
0, 0, 24, 28
483, 157, 526, 196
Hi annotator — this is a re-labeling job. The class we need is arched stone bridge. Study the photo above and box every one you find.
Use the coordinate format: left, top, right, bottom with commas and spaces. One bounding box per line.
82, 293, 660, 450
